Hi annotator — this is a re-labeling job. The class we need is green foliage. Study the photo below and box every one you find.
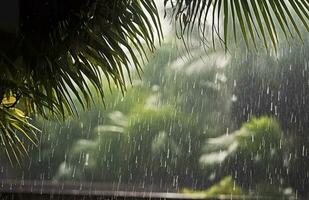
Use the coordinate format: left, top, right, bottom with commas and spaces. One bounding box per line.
236, 117, 282, 161
200, 117, 284, 194
4, 41, 231, 189
141, 41, 231, 138
47, 88, 205, 184
127, 106, 202, 182
182, 176, 243, 198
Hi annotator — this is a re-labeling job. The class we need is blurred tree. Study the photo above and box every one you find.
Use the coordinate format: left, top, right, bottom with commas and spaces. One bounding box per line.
200, 117, 286, 196
227, 28, 309, 197
2, 39, 232, 192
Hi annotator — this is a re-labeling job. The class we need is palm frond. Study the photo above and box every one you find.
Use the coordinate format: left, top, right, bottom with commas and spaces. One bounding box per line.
166, 0, 309, 50
14, 0, 163, 117
0, 106, 39, 165
0, 0, 162, 162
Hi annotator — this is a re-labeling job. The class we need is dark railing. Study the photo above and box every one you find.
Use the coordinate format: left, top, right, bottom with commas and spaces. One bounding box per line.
0, 180, 296, 200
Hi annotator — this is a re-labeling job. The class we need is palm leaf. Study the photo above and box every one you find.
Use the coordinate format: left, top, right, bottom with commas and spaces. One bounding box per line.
0, 0, 162, 163
166, 0, 309, 50
0, 106, 39, 165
